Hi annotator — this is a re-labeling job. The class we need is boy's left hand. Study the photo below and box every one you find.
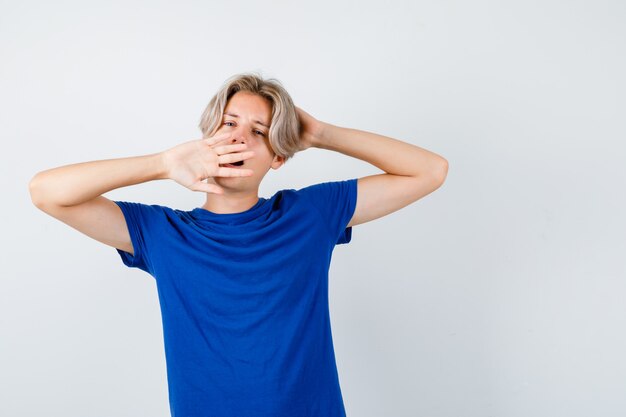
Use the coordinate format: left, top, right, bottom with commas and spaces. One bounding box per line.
295, 106, 326, 151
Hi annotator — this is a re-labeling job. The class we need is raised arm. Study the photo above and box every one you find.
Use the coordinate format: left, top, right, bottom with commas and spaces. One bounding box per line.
296, 107, 448, 228
28, 133, 254, 255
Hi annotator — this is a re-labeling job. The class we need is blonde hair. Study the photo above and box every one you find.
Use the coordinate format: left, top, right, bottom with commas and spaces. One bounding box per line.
198, 72, 301, 162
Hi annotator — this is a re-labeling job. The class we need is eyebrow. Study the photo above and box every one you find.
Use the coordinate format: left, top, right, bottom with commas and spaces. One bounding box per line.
223, 112, 270, 128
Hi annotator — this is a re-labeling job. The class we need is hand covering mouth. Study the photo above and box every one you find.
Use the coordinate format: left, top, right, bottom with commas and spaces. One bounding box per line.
222, 161, 244, 167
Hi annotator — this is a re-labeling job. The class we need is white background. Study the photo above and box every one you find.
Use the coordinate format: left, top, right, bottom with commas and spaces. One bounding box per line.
2, 1, 625, 416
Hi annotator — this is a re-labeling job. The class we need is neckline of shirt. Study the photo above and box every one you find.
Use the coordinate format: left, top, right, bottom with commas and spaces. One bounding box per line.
189, 197, 268, 223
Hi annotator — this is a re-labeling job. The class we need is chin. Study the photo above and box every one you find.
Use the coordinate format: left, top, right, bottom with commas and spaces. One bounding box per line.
214, 176, 261, 190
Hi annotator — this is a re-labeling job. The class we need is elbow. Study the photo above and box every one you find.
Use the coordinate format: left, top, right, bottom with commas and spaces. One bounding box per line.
438, 158, 449, 183
28, 173, 48, 210
429, 158, 448, 186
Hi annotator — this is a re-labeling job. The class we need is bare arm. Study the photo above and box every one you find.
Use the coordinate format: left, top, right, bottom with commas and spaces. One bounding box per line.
29, 133, 254, 255
29, 153, 168, 208
296, 108, 448, 227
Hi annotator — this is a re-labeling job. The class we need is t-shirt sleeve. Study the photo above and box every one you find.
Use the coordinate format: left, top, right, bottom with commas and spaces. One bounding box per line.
297, 178, 359, 245
113, 200, 162, 275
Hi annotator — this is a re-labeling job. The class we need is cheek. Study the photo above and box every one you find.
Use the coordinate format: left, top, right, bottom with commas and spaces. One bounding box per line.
262, 137, 276, 152
250, 144, 274, 163
250, 137, 267, 149
212, 127, 226, 138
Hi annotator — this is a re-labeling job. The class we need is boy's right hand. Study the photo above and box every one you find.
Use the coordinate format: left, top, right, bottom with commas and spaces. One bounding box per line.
160, 132, 254, 194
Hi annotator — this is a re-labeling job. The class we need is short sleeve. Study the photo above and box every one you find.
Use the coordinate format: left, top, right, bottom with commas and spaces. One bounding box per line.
297, 178, 358, 245
113, 200, 162, 275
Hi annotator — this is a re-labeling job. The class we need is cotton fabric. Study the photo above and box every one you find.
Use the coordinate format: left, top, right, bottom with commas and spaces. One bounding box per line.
114, 178, 358, 417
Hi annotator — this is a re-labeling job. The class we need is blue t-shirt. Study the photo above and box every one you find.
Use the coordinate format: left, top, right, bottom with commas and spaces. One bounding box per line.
114, 178, 358, 417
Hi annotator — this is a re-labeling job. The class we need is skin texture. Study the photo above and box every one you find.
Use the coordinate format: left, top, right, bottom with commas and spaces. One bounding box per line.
199, 91, 285, 214
295, 107, 449, 227
29, 89, 449, 256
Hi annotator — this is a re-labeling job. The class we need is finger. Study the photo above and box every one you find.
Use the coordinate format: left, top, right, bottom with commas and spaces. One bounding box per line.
212, 143, 248, 155
210, 137, 243, 151
216, 167, 254, 177
189, 181, 224, 194
217, 151, 255, 164
204, 132, 232, 146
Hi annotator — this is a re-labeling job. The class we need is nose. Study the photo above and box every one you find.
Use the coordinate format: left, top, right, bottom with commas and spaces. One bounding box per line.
231, 135, 247, 145
225, 123, 252, 145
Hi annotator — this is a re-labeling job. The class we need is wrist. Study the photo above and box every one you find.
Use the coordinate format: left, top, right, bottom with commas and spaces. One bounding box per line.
312, 122, 338, 149
156, 151, 172, 180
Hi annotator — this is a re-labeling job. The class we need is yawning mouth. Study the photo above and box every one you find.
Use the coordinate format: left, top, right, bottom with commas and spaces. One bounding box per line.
222, 160, 244, 168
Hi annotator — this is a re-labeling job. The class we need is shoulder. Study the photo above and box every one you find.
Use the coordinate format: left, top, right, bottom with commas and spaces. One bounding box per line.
293, 178, 358, 198
292, 179, 358, 209
114, 201, 186, 224
285, 179, 358, 224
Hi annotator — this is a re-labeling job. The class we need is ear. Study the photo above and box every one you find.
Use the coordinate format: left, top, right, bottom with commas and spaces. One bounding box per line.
270, 154, 286, 170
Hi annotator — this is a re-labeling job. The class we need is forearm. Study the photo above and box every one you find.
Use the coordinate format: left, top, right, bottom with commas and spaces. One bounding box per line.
29, 152, 167, 207
313, 123, 447, 178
